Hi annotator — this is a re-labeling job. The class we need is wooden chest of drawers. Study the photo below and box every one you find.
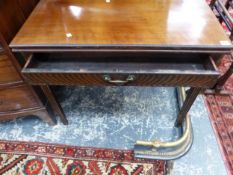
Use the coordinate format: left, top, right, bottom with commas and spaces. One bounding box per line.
0, 0, 55, 125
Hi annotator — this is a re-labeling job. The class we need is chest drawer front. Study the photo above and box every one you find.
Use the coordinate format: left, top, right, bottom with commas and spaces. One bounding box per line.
0, 54, 21, 84
22, 53, 220, 88
0, 85, 39, 112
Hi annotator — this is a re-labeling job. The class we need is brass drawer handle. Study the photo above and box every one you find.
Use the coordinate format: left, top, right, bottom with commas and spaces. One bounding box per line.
103, 75, 136, 85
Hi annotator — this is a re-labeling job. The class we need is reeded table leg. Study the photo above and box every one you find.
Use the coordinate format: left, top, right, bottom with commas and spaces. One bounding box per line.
216, 61, 233, 89
175, 87, 202, 127
40, 85, 68, 125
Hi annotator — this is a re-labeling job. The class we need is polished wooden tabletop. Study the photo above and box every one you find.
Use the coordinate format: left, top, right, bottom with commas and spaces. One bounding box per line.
11, 0, 233, 51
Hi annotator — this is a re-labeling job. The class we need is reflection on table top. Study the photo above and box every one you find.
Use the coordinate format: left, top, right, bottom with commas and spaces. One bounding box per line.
11, 0, 232, 50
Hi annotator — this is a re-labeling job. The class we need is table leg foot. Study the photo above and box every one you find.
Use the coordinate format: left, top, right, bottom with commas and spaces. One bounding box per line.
166, 160, 174, 175
175, 87, 202, 127
41, 85, 68, 125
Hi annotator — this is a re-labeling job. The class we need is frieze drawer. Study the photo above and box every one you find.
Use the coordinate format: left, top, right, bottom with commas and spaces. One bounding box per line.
22, 52, 220, 88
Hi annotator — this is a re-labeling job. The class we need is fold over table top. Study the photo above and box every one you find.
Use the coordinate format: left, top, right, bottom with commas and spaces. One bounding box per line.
10, 0, 233, 51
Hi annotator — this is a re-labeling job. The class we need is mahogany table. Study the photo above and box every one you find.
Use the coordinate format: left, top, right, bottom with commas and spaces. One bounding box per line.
10, 0, 232, 127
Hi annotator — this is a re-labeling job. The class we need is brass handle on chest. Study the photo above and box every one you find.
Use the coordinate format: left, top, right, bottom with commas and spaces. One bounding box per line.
103, 75, 136, 85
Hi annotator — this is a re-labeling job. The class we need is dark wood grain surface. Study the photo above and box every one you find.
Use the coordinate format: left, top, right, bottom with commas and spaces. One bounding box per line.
0, 46, 3, 53
10, 0, 233, 51
0, 53, 22, 85
0, 0, 39, 44
18, 0, 39, 19
0, 0, 25, 44
0, 85, 39, 113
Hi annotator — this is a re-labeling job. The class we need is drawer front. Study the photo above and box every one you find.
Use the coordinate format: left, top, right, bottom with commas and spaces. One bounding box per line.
0, 85, 39, 112
0, 54, 21, 84
22, 53, 220, 88
23, 73, 219, 88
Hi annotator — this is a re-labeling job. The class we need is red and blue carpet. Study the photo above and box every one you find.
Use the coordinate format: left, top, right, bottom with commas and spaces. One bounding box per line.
205, 55, 233, 175
0, 140, 165, 175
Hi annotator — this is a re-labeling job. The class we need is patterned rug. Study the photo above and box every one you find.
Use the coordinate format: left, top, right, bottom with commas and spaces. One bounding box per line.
0, 140, 165, 175
205, 55, 233, 175
206, 5, 233, 175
